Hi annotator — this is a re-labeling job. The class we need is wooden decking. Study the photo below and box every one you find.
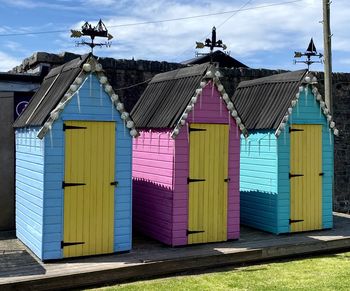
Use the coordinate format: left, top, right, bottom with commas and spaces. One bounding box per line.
1, 212, 350, 290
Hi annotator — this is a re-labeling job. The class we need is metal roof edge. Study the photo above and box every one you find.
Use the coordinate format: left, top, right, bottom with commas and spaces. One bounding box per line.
30, 56, 138, 139
237, 69, 307, 89
170, 67, 249, 139
274, 74, 339, 138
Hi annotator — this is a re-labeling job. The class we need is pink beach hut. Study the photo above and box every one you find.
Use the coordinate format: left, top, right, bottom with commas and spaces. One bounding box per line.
130, 64, 247, 246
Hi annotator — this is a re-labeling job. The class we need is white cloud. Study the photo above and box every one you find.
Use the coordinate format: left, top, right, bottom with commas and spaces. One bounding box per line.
85, 0, 124, 6
4, 41, 30, 55
3, 0, 348, 71
79, 0, 325, 62
0, 0, 84, 10
0, 51, 21, 71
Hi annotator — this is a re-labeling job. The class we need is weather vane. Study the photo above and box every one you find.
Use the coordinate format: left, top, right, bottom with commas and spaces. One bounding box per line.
195, 26, 227, 63
70, 19, 113, 53
294, 38, 323, 71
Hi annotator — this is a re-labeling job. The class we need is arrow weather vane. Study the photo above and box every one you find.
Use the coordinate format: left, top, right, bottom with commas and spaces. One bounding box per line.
195, 26, 227, 63
294, 38, 323, 71
70, 19, 113, 53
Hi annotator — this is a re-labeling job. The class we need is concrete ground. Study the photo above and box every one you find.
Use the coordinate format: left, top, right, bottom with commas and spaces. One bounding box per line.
1, 212, 350, 290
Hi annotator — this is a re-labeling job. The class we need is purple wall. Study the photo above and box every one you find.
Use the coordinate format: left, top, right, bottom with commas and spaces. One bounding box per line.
132, 130, 175, 245
133, 83, 240, 246
173, 83, 240, 245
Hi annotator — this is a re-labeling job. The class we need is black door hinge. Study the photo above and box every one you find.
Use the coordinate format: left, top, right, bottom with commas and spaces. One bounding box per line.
289, 127, 304, 133
224, 177, 231, 182
189, 127, 207, 133
61, 241, 85, 249
63, 124, 87, 131
319, 173, 324, 176
187, 178, 206, 184
62, 181, 86, 188
289, 173, 304, 179
110, 181, 118, 186
186, 229, 205, 236
289, 219, 304, 224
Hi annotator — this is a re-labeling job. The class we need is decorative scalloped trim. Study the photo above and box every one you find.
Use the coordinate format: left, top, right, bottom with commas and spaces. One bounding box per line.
274, 73, 339, 137
170, 67, 248, 139
37, 57, 139, 139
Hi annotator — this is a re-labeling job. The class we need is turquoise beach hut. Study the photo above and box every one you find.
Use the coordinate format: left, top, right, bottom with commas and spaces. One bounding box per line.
13, 54, 137, 260
232, 70, 338, 234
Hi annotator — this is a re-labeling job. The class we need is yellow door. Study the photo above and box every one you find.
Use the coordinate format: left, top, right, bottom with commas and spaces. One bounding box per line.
290, 124, 322, 232
63, 121, 115, 257
188, 123, 229, 244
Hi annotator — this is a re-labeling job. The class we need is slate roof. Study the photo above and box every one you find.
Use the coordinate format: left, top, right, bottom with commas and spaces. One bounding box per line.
182, 50, 248, 68
131, 63, 211, 129
14, 54, 90, 128
231, 70, 307, 130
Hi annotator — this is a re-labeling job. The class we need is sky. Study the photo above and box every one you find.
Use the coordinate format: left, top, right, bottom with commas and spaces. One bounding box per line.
0, 0, 349, 73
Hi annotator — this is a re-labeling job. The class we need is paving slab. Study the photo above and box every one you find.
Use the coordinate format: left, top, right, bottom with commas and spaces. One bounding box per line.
1, 212, 350, 290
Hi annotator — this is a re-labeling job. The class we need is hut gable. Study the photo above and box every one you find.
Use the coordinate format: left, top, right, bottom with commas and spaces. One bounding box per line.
232, 70, 339, 136
14, 55, 138, 138
131, 63, 247, 137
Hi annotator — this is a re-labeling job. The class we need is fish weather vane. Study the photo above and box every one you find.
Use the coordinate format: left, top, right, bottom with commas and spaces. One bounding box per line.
294, 38, 323, 71
195, 26, 227, 63
70, 19, 113, 53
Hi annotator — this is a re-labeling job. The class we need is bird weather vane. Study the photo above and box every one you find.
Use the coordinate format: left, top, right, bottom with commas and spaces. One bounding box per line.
294, 38, 323, 71
195, 26, 227, 63
70, 19, 113, 53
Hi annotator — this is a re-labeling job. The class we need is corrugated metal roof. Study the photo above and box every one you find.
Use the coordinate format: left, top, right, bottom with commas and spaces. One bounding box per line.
131, 63, 210, 128
231, 70, 307, 130
14, 54, 90, 128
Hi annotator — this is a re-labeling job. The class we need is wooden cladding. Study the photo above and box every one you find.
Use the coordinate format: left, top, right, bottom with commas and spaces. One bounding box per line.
290, 124, 322, 232
188, 123, 229, 244
63, 121, 115, 257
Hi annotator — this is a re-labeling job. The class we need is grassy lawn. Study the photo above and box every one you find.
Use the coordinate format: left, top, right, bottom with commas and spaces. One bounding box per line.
91, 252, 350, 291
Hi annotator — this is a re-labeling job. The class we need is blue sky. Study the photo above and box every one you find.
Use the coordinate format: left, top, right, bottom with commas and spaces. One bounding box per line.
0, 0, 349, 72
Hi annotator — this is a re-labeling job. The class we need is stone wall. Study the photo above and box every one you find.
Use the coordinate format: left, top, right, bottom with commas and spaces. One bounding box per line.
11, 52, 350, 212
10, 52, 184, 112
327, 73, 350, 212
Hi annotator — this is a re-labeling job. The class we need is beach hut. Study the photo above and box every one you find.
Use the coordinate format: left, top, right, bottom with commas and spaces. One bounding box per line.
13, 54, 137, 260
232, 70, 338, 234
131, 64, 247, 246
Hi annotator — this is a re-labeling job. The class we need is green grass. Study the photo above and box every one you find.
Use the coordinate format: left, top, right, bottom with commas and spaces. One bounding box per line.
91, 252, 350, 291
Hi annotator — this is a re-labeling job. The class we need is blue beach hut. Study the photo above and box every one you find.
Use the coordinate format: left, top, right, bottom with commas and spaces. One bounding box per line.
232, 70, 338, 234
13, 54, 137, 260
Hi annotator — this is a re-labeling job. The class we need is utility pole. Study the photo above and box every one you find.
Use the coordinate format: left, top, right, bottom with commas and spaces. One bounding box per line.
323, 0, 332, 112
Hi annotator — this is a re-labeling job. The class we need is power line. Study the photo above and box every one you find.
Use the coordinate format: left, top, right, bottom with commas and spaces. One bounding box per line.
216, 0, 253, 30
176, 0, 253, 60
0, 0, 303, 37
114, 78, 152, 91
